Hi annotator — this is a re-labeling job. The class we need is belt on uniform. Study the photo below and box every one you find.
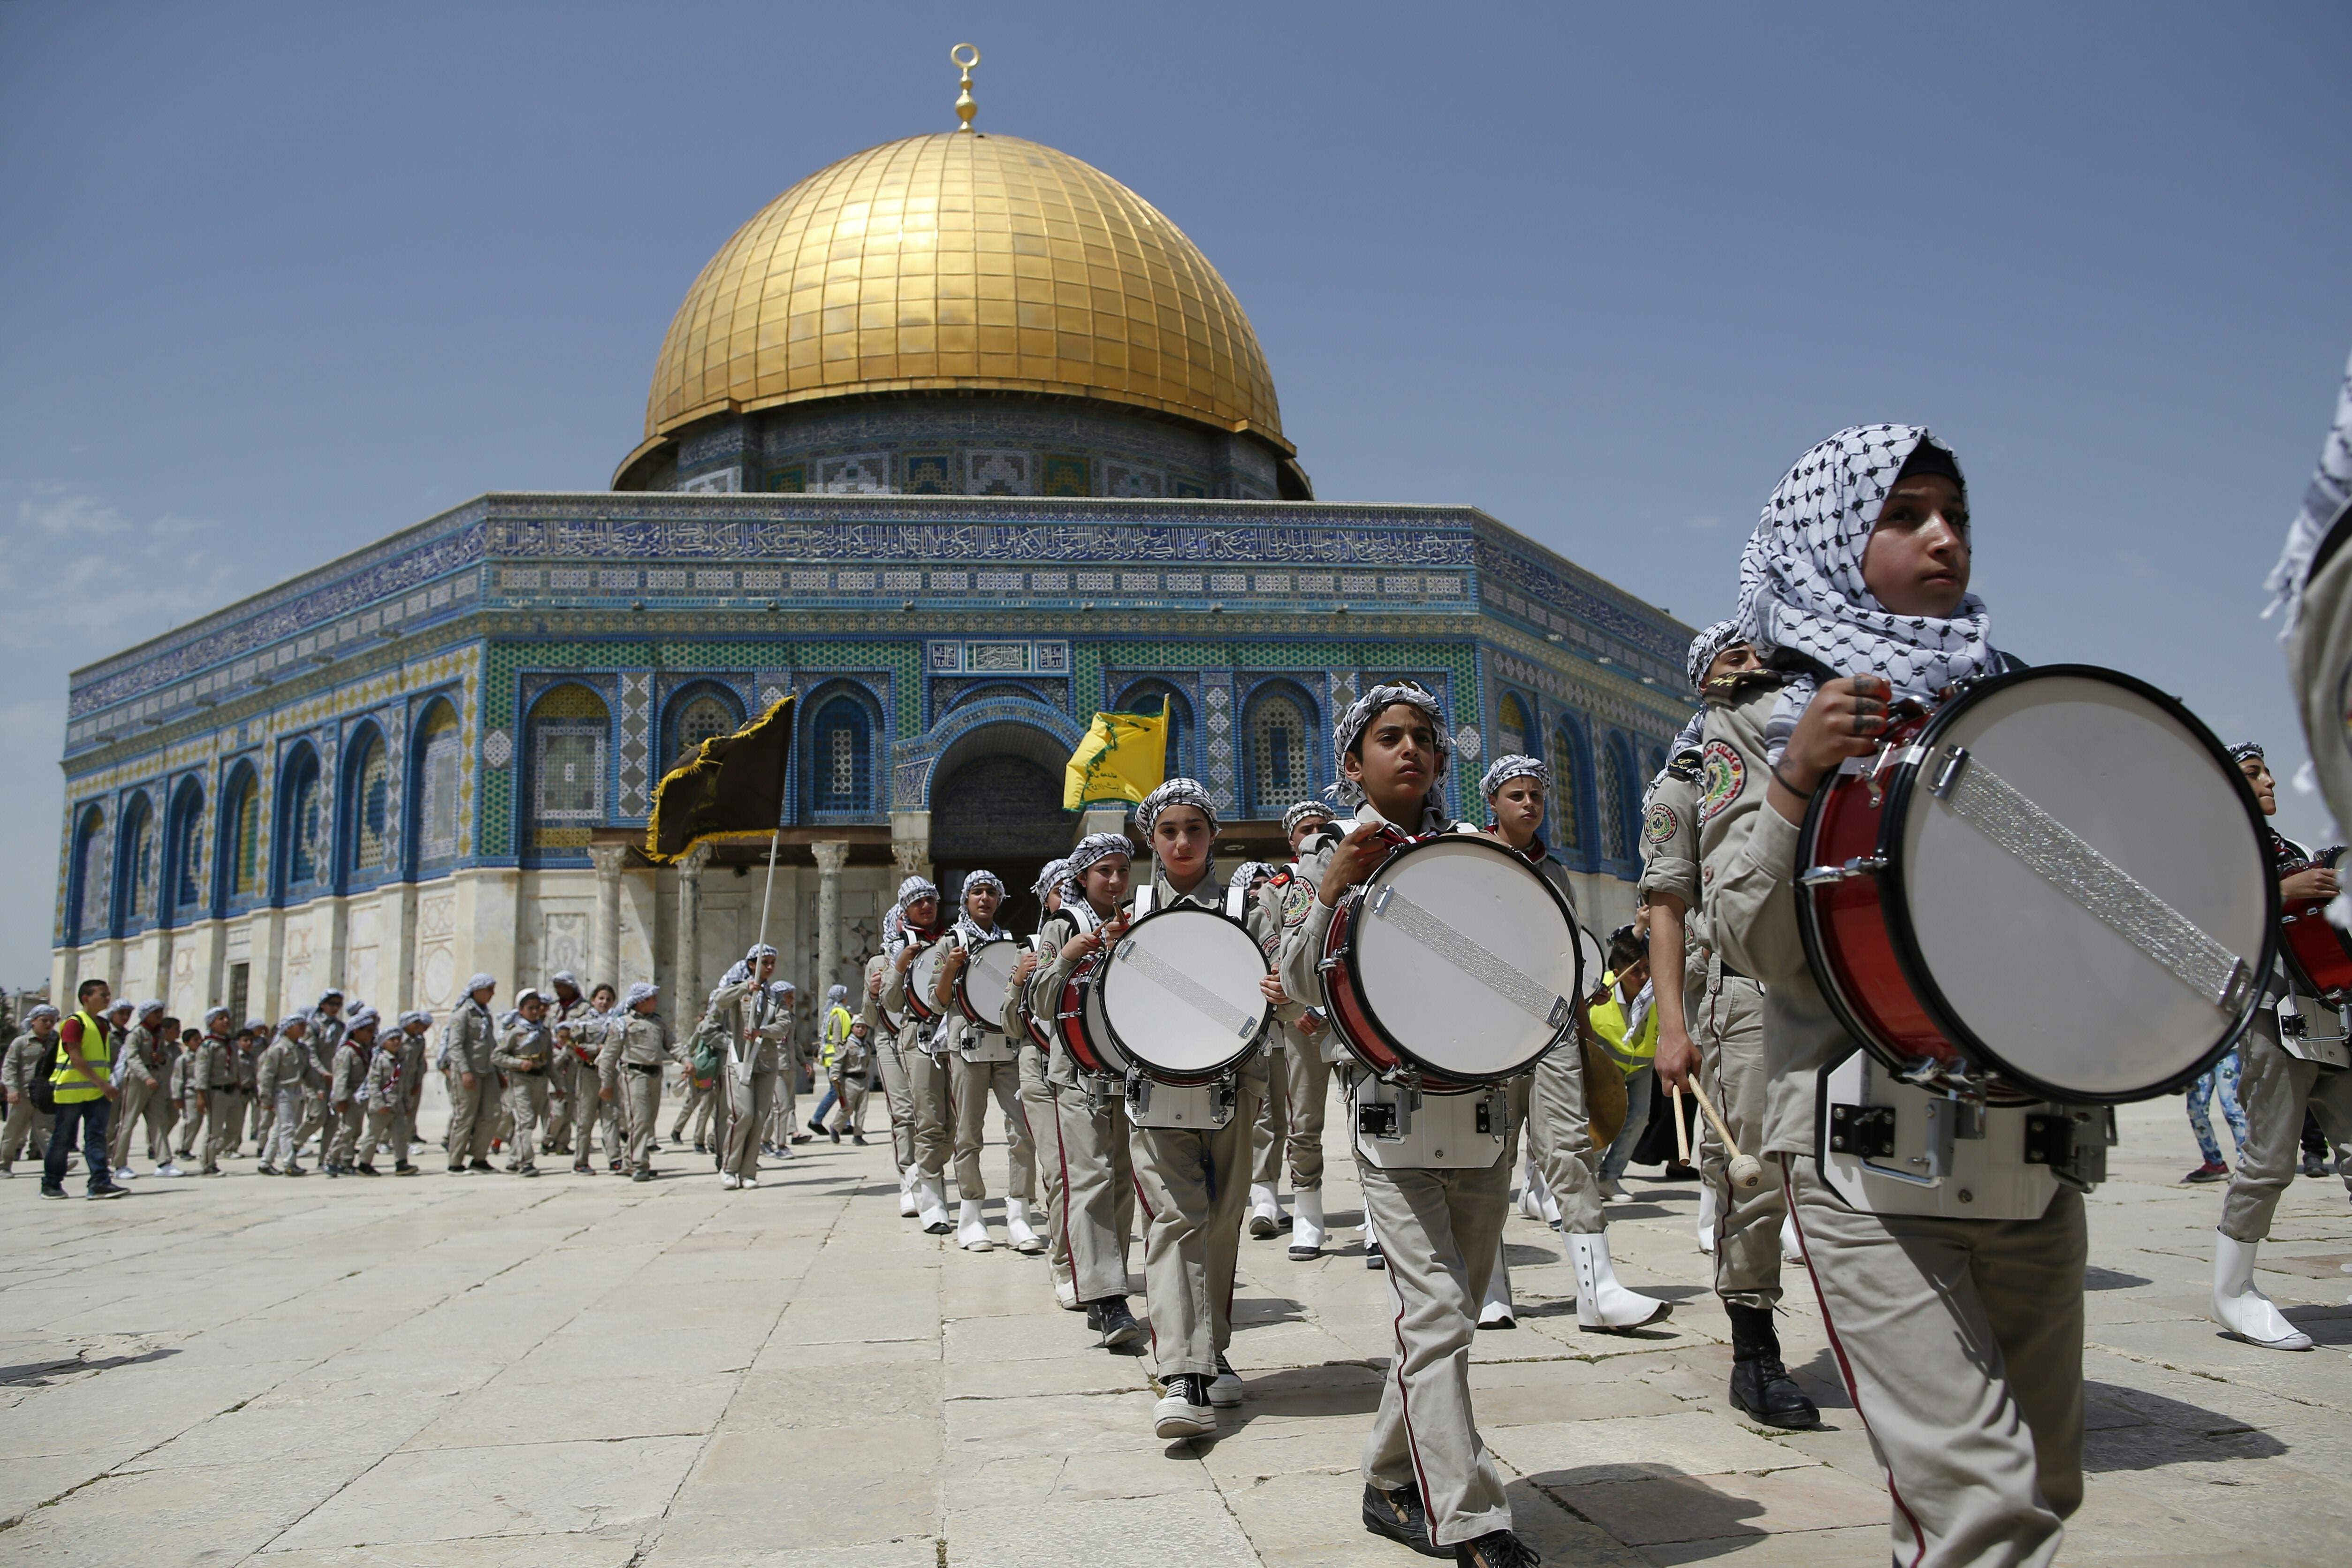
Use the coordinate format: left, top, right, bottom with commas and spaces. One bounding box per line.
208, 1082, 240, 1092
623, 1061, 663, 1074
510, 1066, 548, 1077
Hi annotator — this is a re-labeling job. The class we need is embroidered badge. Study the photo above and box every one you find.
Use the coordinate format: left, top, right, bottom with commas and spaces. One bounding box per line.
1644, 802, 1681, 846
1281, 880, 1316, 927
1700, 740, 1746, 824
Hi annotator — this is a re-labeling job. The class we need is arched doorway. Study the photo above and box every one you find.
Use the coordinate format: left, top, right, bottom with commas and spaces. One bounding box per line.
930, 730, 1071, 934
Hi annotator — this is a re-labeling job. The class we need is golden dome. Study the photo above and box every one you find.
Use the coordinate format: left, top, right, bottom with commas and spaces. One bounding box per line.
631, 132, 1287, 468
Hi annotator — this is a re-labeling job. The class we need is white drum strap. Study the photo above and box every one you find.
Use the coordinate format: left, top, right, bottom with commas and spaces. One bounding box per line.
1933, 746, 2256, 1011
1369, 885, 1571, 1030
1112, 935, 1259, 1040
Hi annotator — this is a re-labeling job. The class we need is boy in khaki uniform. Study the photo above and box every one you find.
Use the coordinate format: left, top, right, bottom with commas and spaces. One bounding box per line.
881, 877, 954, 1231
597, 982, 677, 1180
1710, 425, 2085, 1568
326, 1009, 374, 1175
444, 975, 500, 1172
1005, 859, 1074, 1296
1, 1006, 61, 1172
354, 1020, 407, 1174
1252, 803, 1341, 1258
494, 990, 556, 1176
931, 870, 1039, 1253
108, 1000, 170, 1175
709, 945, 788, 1189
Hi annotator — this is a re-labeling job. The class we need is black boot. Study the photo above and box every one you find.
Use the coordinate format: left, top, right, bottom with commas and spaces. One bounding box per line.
1361, 1481, 1448, 1558
1094, 1295, 1144, 1348
1726, 1303, 1820, 1429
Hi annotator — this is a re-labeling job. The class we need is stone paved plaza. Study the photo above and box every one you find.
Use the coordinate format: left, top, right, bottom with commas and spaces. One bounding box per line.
3, 1094, 2347, 1568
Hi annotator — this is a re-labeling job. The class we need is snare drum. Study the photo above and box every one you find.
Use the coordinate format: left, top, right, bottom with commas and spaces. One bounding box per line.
2278, 849, 2352, 1005
1797, 664, 2275, 1104
1319, 834, 1583, 1093
954, 937, 1021, 1031
905, 942, 948, 1026
1054, 954, 1133, 1079
1094, 906, 1270, 1085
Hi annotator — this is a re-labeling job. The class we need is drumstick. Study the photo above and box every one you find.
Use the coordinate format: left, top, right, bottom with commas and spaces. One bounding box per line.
1669, 1083, 1691, 1166
1684, 1076, 1764, 1192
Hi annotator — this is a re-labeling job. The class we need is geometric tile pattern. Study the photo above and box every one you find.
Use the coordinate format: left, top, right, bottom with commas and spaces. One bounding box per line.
616, 670, 653, 818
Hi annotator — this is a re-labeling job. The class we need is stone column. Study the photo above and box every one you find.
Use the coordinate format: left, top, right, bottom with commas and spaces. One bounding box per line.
588, 845, 628, 994
674, 843, 712, 1012
812, 840, 849, 1003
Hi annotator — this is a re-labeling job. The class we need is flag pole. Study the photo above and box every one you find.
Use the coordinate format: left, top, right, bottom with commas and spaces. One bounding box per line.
755, 827, 781, 954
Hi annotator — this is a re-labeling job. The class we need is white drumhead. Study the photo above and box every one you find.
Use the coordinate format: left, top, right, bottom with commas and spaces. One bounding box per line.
1900, 673, 2268, 1098
909, 944, 947, 1014
961, 938, 1020, 1026
1100, 907, 1269, 1075
1352, 837, 1578, 1078
1080, 970, 1130, 1075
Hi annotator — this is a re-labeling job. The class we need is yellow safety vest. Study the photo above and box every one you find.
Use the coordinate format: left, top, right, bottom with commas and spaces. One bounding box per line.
51, 1009, 113, 1104
821, 1004, 853, 1069
1587, 970, 1657, 1077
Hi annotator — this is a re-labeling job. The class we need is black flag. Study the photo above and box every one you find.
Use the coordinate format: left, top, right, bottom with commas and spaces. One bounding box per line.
644, 697, 794, 862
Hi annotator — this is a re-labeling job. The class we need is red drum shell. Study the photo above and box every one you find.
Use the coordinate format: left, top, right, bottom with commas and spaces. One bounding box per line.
2278, 880, 2352, 1006
1054, 957, 1126, 1079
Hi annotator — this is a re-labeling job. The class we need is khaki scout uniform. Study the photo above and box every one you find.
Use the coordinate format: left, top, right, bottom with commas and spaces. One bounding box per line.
598, 1008, 677, 1172
556, 1005, 616, 1164
867, 954, 916, 1175
443, 996, 499, 1170
355, 1043, 405, 1170
1126, 864, 1267, 1384
544, 994, 592, 1156
2, 1028, 57, 1168
710, 971, 788, 1182
936, 921, 1036, 1206
170, 1040, 202, 1160
197, 1032, 248, 1172
395, 1025, 429, 1163
883, 930, 956, 1213
1705, 678, 2086, 1568
293, 1012, 343, 1156
327, 1037, 369, 1168
254, 1032, 309, 1168
109, 1021, 168, 1168
1005, 937, 1071, 1295
1251, 867, 1331, 1195
1645, 735, 1783, 1309
1028, 898, 1137, 1304
493, 1017, 555, 1172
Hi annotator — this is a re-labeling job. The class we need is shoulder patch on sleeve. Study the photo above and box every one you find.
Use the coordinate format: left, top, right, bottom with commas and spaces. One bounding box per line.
1644, 801, 1682, 846
1699, 739, 1747, 824
1666, 746, 1703, 784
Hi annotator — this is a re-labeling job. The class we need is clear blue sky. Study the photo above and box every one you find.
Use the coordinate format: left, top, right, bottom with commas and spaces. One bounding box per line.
3, 2, 2346, 987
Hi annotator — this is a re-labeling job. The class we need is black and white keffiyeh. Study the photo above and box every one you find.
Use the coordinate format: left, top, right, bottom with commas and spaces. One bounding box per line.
1056, 831, 1135, 924
954, 870, 1006, 942
1478, 753, 1547, 802
1280, 799, 1334, 836
2266, 347, 2352, 633
720, 943, 780, 989
1327, 681, 1452, 826
1684, 618, 1743, 691
623, 981, 659, 1011
1135, 777, 1218, 837
1737, 424, 1995, 761
895, 875, 938, 911
1031, 857, 1072, 901
2229, 741, 2265, 765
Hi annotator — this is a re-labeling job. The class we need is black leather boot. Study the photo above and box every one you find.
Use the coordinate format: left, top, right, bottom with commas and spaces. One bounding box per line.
1726, 1302, 1820, 1429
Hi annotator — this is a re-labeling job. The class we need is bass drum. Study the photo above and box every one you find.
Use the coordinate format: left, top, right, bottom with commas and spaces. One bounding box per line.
955, 937, 1022, 1031
1054, 955, 1132, 1079
1798, 664, 2274, 1103
1321, 834, 1583, 1093
906, 942, 948, 1025
1096, 906, 1270, 1085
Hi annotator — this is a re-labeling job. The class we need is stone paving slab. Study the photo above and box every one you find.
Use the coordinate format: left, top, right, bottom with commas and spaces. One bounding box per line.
0, 1096, 2346, 1565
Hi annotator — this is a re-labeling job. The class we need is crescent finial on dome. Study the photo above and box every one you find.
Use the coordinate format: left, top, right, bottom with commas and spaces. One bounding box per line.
951, 43, 980, 134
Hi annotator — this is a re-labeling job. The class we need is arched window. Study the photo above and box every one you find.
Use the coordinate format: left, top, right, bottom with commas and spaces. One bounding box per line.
1496, 692, 1531, 759
1114, 679, 1192, 781
411, 701, 462, 868
530, 685, 609, 825
1601, 736, 1638, 860
117, 792, 156, 929
1242, 683, 1314, 817
221, 767, 261, 901
279, 748, 324, 890
165, 779, 204, 920
347, 730, 392, 875
1548, 725, 1583, 853
675, 693, 737, 760
810, 693, 873, 813
67, 804, 104, 944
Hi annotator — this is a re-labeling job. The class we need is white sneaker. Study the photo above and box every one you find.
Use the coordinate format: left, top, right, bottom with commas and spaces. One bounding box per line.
1697, 1181, 1719, 1255
1208, 1356, 1244, 1407
1246, 1181, 1283, 1239
956, 1198, 994, 1252
115, 1166, 137, 1180
1571, 1231, 1671, 1332
154, 1162, 183, 1178
720, 1172, 740, 1190
1781, 1212, 1803, 1265
2212, 1232, 2312, 1350
742, 1172, 759, 1189
1005, 1197, 1045, 1255
1152, 1377, 1215, 1439
1288, 1187, 1326, 1260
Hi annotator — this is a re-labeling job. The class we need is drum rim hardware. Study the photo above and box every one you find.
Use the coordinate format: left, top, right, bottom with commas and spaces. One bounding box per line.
1796, 662, 2276, 1106
1093, 903, 1271, 1081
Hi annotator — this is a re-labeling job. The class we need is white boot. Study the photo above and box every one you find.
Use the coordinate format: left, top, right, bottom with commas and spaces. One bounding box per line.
956, 1197, 994, 1252
1289, 1187, 1326, 1260
1781, 1211, 1803, 1265
1697, 1180, 1719, 1255
1478, 1236, 1516, 1328
917, 1177, 952, 1235
2212, 1231, 2312, 1350
1005, 1197, 1045, 1255
1247, 1181, 1284, 1239
1572, 1231, 1670, 1332
898, 1166, 919, 1218
1517, 1148, 1542, 1218
1054, 1275, 1081, 1310
1537, 1169, 1560, 1225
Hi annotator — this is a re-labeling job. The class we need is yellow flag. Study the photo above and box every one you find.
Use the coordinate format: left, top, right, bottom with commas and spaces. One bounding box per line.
1063, 708, 1170, 810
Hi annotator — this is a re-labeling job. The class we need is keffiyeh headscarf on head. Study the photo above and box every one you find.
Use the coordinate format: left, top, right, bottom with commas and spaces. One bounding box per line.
623, 981, 659, 1011
345, 1006, 379, 1033
1281, 799, 1334, 837
202, 1005, 230, 1028
1136, 776, 1218, 839
1057, 831, 1135, 915
1738, 425, 1995, 763
895, 875, 938, 911
1031, 857, 1071, 902
1328, 681, 1453, 827
29, 1004, 60, 1023
2229, 741, 2266, 766
464, 973, 497, 997
397, 1009, 432, 1029
1227, 860, 1271, 892
278, 1014, 308, 1036
827, 983, 848, 1004
721, 943, 780, 989
1685, 618, 1744, 692
1478, 754, 1547, 804
2266, 347, 2352, 632
955, 869, 1006, 939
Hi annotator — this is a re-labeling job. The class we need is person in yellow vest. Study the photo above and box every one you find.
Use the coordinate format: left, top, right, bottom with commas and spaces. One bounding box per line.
1589, 930, 1658, 1202
819, 986, 867, 1142
44, 978, 128, 1199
